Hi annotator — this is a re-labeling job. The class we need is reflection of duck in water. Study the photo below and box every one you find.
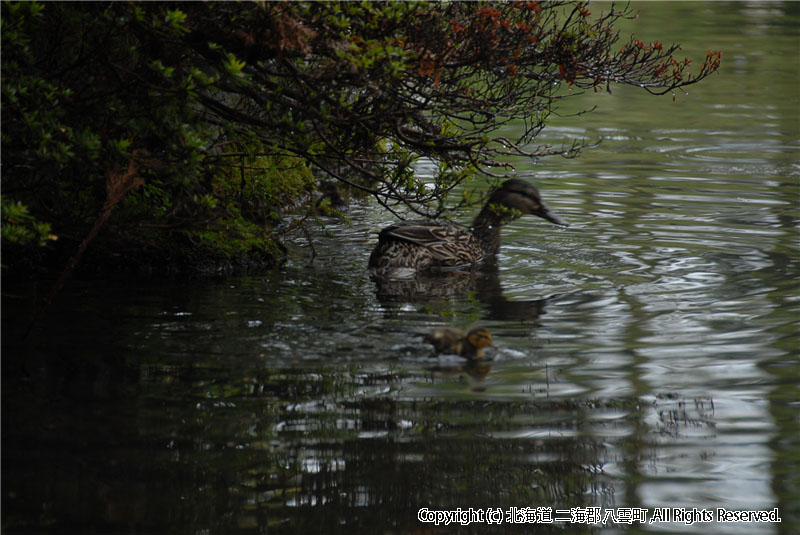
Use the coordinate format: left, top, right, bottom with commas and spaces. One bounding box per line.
369, 179, 568, 280
428, 359, 493, 391
374, 261, 551, 323
424, 326, 494, 360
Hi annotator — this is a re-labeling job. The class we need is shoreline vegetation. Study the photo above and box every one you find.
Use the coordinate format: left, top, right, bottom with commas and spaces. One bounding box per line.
1, 2, 720, 278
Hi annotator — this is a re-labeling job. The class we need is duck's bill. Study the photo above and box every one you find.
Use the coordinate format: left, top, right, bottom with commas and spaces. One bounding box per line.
538, 205, 569, 227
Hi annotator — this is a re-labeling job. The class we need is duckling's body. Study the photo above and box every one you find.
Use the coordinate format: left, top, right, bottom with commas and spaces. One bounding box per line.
369, 179, 567, 279
424, 326, 494, 360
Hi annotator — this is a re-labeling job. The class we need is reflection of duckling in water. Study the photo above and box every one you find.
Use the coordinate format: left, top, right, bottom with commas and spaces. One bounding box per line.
428, 359, 493, 392
424, 326, 494, 360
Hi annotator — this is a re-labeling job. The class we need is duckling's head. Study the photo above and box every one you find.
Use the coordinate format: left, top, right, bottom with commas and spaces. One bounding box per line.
466, 327, 494, 350
487, 178, 569, 227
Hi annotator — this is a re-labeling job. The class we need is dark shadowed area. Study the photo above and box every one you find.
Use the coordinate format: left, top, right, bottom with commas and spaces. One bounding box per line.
3, 3, 798, 534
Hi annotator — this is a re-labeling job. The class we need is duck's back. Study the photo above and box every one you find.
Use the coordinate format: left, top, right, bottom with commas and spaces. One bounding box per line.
368, 220, 483, 278
424, 327, 467, 355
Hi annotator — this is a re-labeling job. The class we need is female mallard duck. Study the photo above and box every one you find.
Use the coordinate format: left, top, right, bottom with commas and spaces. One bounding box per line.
424, 326, 494, 360
368, 179, 567, 279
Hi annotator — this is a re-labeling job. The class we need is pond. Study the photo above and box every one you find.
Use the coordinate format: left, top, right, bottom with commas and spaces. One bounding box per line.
2, 3, 798, 534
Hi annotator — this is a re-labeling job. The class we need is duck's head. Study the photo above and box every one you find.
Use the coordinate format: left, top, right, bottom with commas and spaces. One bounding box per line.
466, 327, 494, 350
486, 178, 569, 227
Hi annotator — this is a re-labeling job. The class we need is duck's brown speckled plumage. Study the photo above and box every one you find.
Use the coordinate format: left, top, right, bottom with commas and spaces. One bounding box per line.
371, 220, 481, 273
369, 179, 567, 279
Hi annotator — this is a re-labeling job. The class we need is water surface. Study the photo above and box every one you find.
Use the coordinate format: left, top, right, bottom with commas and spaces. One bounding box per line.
3, 3, 798, 534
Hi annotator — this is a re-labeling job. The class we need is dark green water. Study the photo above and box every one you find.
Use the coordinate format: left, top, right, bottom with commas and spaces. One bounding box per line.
3, 3, 798, 534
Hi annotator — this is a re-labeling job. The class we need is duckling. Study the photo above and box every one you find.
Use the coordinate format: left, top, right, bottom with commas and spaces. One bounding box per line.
368, 179, 568, 279
424, 326, 494, 360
